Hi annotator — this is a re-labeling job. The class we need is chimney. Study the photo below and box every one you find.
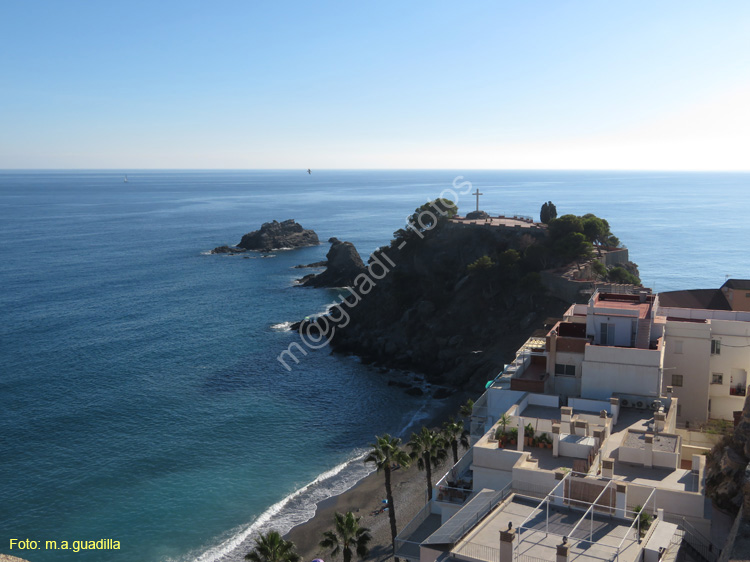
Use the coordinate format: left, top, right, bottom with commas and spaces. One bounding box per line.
499, 523, 515, 562
644, 434, 653, 468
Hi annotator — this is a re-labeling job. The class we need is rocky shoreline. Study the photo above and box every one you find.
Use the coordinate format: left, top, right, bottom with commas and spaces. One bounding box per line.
211, 219, 319, 254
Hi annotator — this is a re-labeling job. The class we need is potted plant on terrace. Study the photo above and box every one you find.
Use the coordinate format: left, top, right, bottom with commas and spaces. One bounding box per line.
525, 423, 535, 446
509, 427, 518, 446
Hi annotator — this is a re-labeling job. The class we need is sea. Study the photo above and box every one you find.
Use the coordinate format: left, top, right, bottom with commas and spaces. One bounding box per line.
1, 170, 748, 562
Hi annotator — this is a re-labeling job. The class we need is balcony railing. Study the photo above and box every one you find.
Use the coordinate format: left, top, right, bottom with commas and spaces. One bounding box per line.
729, 385, 747, 396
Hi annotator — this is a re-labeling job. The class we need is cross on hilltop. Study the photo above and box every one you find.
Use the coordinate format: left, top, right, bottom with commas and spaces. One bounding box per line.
472, 188, 483, 212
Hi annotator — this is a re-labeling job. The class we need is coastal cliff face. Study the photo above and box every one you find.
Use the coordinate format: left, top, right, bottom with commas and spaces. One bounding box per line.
300, 238, 366, 288
705, 396, 750, 515
320, 220, 570, 389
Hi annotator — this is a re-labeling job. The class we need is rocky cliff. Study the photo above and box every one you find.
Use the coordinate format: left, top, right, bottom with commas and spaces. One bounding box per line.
299, 238, 366, 288
296, 218, 570, 390
705, 396, 750, 516
211, 219, 319, 253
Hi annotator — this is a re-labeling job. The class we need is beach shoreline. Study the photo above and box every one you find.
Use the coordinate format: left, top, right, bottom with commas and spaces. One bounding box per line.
283, 390, 471, 562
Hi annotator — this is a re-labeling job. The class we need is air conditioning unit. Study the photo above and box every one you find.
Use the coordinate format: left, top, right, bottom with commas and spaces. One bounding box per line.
636, 400, 645, 409
620, 399, 630, 407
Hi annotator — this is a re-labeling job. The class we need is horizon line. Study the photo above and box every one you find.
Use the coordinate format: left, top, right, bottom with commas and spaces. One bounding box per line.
2, 167, 750, 173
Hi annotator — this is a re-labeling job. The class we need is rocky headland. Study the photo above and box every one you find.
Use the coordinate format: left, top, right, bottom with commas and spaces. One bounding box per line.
298, 238, 366, 288
211, 219, 319, 254
291, 201, 640, 391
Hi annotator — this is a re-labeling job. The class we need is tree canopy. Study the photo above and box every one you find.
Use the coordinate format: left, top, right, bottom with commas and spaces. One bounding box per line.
540, 201, 557, 224
245, 531, 300, 562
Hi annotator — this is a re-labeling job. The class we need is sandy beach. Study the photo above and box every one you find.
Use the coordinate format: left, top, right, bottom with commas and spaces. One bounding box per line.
284, 391, 472, 562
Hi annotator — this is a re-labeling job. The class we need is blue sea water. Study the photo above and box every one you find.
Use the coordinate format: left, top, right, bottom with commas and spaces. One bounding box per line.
1, 170, 748, 562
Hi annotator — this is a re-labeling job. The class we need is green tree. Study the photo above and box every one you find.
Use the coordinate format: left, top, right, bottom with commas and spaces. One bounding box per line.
442, 418, 470, 465
320, 512, 372, 562
245, 531, 300, 562
582, 215, 610, 255
459, 398, 474, 425
554, 232, 593, 268
393, 199, 457, 242
408, 426, 448, 500
548, 214, 584, 240
592, 261, 607, 278
498, 249, 520, 269
495, 413, 511, 440
467, 255, 496, 274
608, 266, 640, 285
363, 434, 411, 562
540, 201, 557, 224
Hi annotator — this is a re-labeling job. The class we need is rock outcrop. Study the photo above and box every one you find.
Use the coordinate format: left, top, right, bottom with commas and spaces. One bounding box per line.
300, 238, 366, 288
238, 220, 319, 251
705, 396, 750, 515
295, 220, 570, 390
211, 245, 246, 254
211, 220, 319, 254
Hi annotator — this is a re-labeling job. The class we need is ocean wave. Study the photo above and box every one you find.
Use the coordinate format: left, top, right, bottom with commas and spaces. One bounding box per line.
183, 450, 373, 562
184, 394, 433, 562
270, 322, 293, 331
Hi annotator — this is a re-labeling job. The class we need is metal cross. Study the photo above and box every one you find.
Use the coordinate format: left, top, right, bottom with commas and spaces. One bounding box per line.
472, 188, 483, 212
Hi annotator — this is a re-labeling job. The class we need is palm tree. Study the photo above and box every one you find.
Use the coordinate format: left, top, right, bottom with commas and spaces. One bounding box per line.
459, 398, 474, 426
245, 531, 300, 562
319, 511, 372, 562
364, 434, 411, 562
496, 413, 511, 439
408, 426, 448, 500
442, 418, 470, 465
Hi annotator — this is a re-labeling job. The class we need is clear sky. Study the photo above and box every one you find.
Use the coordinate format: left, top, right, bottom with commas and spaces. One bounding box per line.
2, 1, 749, 170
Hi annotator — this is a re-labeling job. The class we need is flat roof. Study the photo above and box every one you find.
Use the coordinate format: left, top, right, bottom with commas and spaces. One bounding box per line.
621, 432, 678, 453
593, 293, 652, 319
452, 495, 642, 562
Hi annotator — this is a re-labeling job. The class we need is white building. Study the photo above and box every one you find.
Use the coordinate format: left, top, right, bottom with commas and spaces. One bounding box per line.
659, 279, 750, 425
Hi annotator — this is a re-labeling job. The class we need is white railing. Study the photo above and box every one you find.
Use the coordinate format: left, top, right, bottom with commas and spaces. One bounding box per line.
396, 501, 431, 541
436, 449, 473, 489
456, 541, 499, 562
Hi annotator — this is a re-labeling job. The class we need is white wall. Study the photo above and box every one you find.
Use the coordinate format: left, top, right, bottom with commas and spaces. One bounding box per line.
527, 393, 560, 407
553, 375, 580, 398
662, 315, 750, 423
581, 360, 662, 400
569, 397, 612, 414
487, 388, 525, 423
472, 465, 512, 493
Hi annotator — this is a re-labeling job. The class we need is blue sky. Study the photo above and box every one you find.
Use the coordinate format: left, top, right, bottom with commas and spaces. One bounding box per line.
2, 1, 749, 169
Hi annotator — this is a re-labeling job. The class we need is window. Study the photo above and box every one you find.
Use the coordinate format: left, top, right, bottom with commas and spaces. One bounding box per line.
712, 373, 723, 385
711, 339, 721, 355
600, 323, 615, 346
673, 341, 683, 354
677, 404, 682, 416
555, 364, 576, 376
671, 374, 683, 387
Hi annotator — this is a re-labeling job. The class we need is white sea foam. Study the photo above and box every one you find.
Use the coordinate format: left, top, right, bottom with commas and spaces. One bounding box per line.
184, 450, 373, 562
270, 322, 293, 331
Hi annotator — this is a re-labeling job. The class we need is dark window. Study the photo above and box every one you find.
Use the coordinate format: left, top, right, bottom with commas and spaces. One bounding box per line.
555, 364, 575, 376
672, 374, 683, 387
711, 339, 721, 355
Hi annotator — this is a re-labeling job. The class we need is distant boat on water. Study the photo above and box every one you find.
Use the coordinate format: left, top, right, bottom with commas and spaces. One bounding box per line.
124, 175, 129, 183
